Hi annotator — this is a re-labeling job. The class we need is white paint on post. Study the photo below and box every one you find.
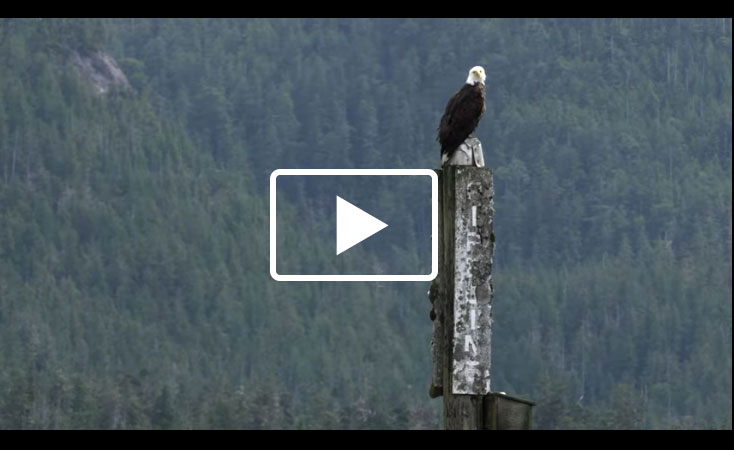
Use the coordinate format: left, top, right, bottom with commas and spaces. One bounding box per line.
451, 166, 493, 396
464, 335, 477, 355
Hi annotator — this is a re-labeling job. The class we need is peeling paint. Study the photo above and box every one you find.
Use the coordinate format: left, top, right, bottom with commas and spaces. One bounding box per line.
452, 167, 493, 395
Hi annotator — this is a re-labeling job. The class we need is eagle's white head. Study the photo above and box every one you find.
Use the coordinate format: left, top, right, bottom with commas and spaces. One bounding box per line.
466, 66, 486, 85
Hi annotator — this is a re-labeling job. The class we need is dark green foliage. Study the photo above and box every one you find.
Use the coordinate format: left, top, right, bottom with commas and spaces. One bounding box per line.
0, 18, 730, 429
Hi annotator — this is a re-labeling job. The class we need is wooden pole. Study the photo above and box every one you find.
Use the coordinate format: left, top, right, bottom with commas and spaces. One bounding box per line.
430, 139, 533, 429
441, 165, 494, 429
430, 138, 489, 404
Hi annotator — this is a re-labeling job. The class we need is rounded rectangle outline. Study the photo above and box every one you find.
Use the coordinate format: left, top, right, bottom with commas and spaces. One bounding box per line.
270, 169, 438, 282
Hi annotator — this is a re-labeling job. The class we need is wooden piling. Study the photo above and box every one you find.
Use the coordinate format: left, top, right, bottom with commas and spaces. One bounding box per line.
431, 164, 495, 429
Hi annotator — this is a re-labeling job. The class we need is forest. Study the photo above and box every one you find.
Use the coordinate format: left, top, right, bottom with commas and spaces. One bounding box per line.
0, 18, 731, 429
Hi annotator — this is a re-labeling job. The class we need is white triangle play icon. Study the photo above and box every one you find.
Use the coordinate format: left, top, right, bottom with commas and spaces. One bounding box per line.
336, 196, 388, 255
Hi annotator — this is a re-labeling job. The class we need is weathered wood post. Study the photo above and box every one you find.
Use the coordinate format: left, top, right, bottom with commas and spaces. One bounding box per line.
440, 162, 494, 430
429, 138, 533, 430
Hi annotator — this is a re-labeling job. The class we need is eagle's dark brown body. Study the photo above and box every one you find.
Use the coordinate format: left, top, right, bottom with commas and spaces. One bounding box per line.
437, 82, 486, 160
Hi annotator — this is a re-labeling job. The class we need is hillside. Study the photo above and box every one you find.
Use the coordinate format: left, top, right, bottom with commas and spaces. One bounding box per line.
0, 18, 731, 429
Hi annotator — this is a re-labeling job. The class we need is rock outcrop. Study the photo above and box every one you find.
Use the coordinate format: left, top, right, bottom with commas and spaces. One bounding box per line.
69, 50, 132, 95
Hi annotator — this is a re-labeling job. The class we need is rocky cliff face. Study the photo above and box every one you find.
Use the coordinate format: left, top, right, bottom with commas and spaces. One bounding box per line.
69, 50, 132, 95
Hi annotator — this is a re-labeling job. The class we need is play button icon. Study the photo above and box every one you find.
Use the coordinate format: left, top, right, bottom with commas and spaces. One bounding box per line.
270, 169, 437, 281
336, 196, 388, 255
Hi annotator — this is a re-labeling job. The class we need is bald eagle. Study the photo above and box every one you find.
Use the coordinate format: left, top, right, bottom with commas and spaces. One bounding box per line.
438, 66, 486, 164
